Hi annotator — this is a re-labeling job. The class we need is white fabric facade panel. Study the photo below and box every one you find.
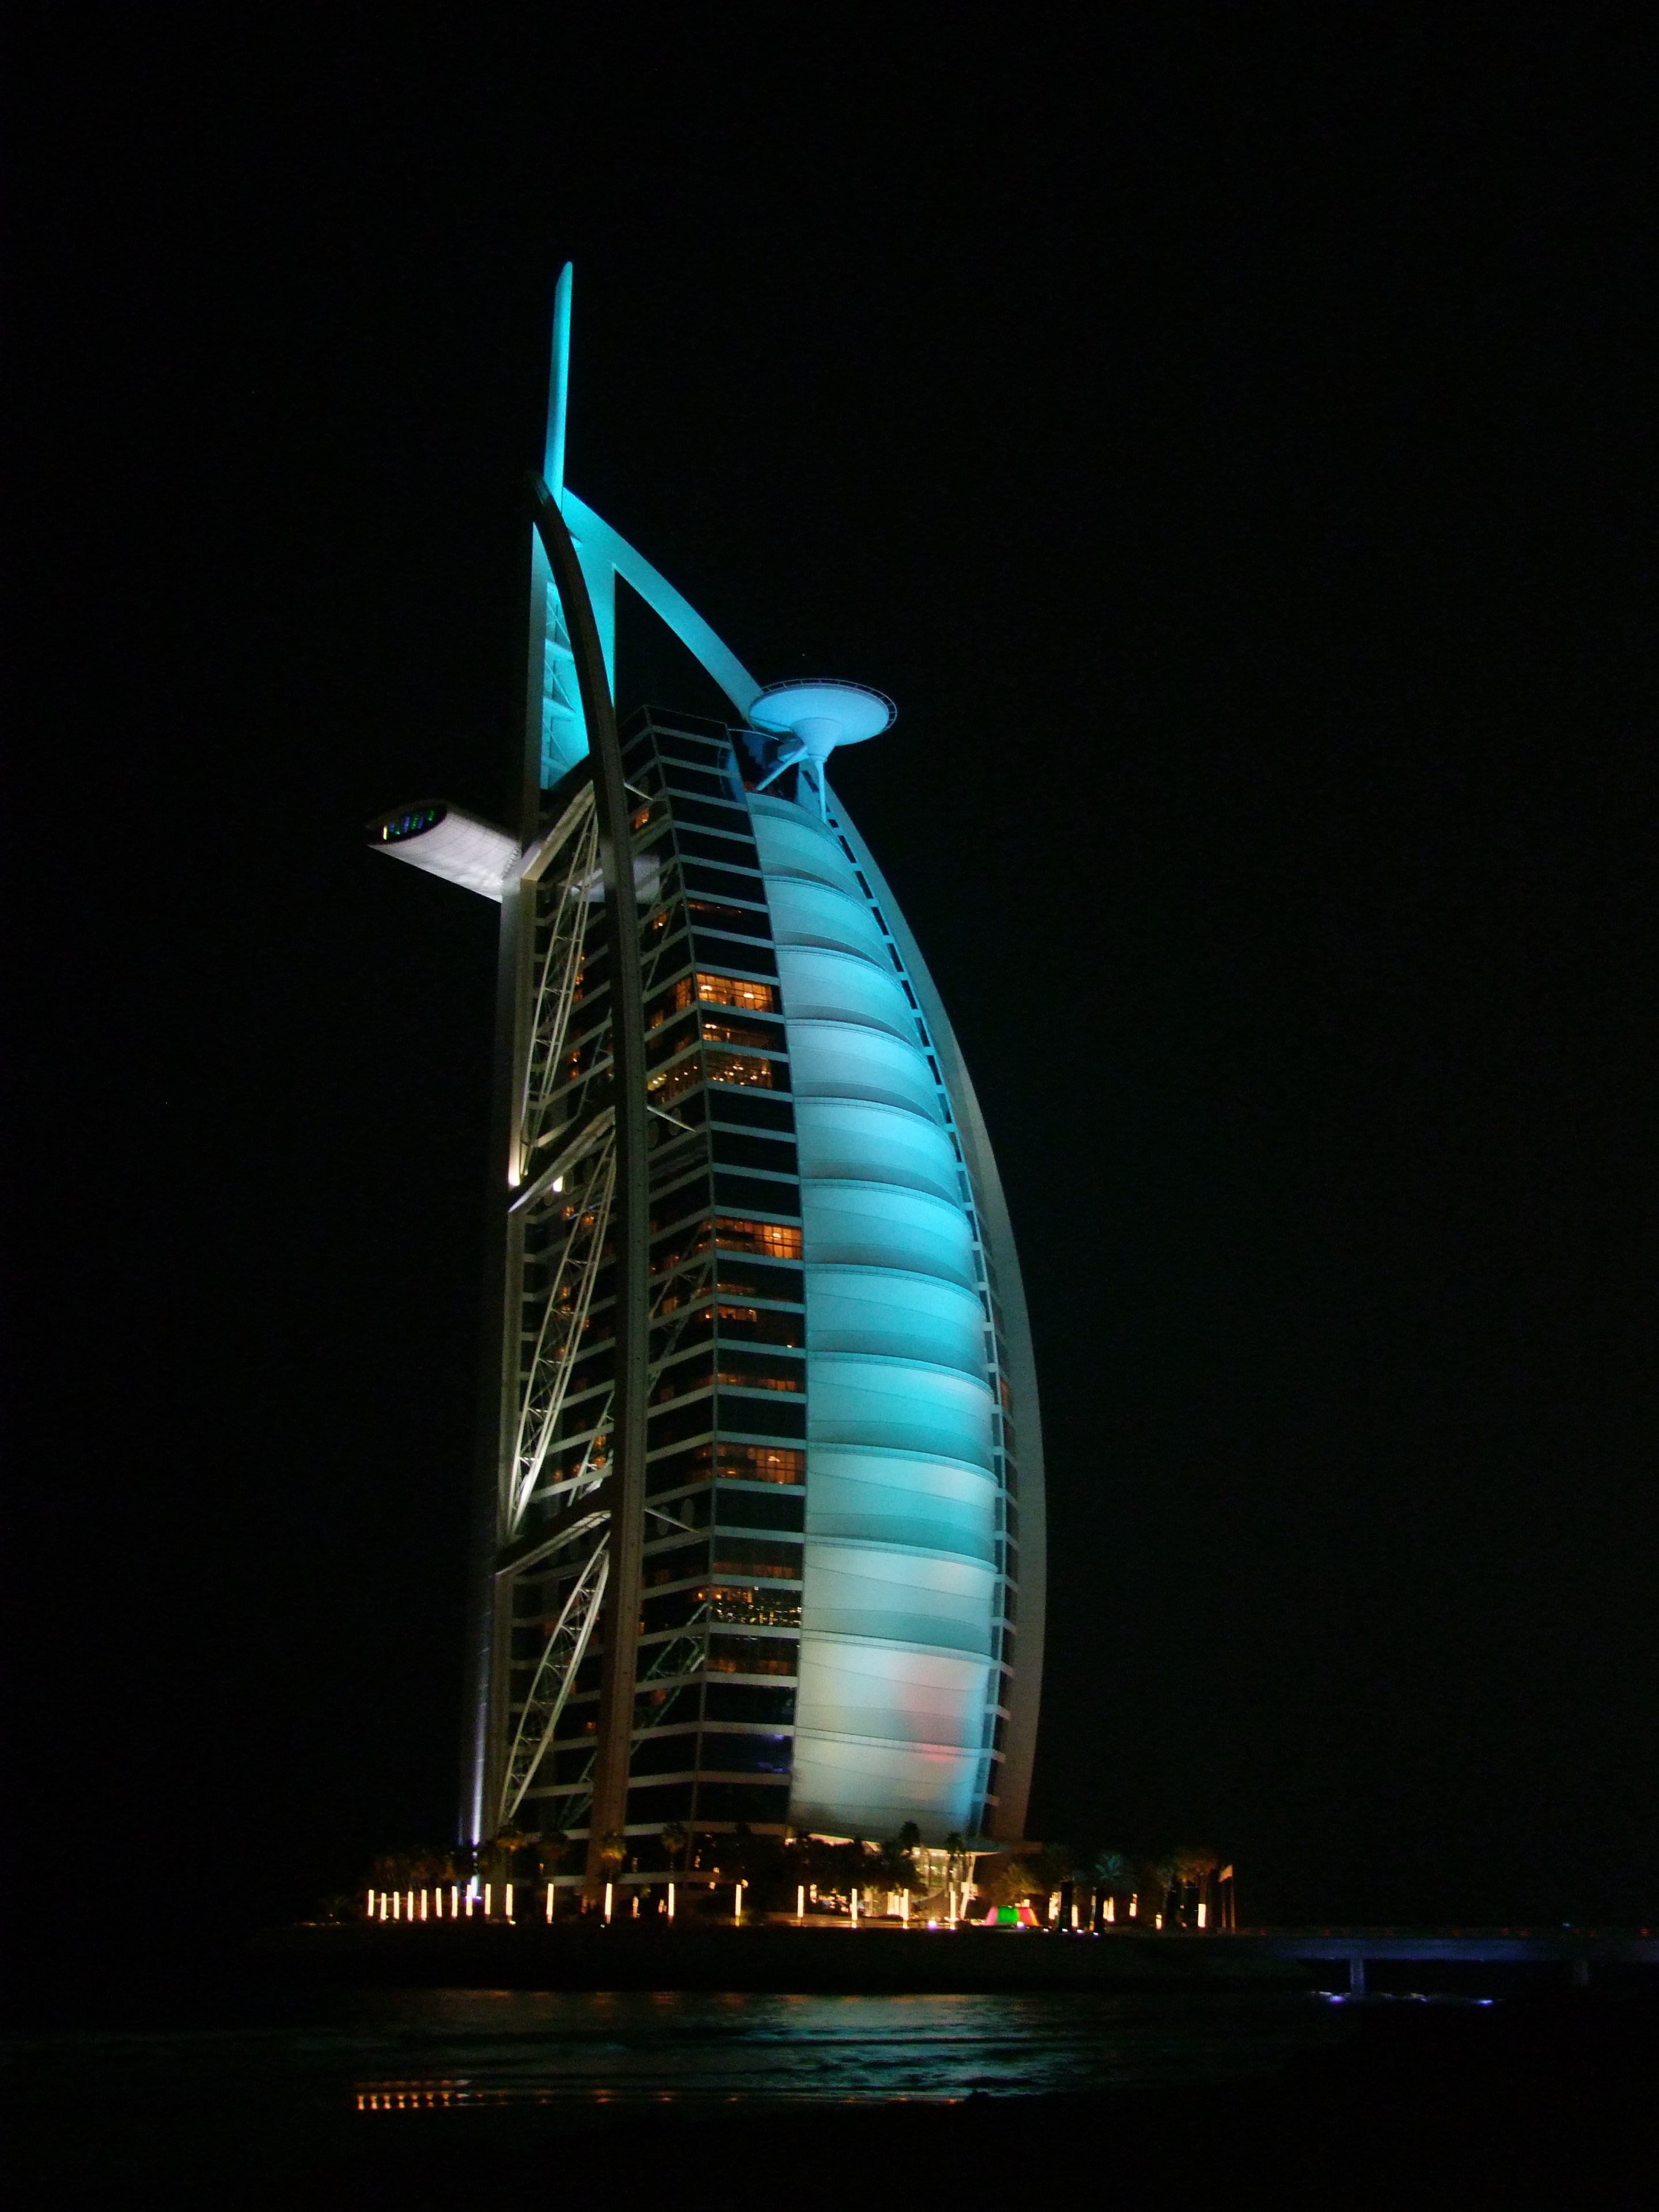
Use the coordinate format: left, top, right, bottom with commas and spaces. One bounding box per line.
807, 1444, 998, 1563
810, 1352, 995, 1469
766, 873, 893, 966
793, 1641, 994, 1749
802, 1539, 997, 1652
796, 1096, 964, 1204
774, 943, 916, 1041
749, 806, 865, 893
786, 1020, 945, 1123
801, 1180, 978, 1289
749, 794, 1002, 1843
789, 1729, 983, 1836
805, 1267, 986, 1376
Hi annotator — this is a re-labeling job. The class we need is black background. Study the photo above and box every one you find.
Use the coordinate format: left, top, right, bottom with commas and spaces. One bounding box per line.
10, 10, 1658, 1950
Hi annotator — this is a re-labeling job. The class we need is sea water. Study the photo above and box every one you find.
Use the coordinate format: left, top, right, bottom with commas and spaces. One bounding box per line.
7, 1986, 1348, 2119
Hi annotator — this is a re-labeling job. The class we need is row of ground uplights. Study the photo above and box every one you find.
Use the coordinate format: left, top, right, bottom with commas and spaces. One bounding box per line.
363, 1880, 988, 1926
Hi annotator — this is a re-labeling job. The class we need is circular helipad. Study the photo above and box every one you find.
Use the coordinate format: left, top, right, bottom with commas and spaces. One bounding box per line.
748, 679, 896, 752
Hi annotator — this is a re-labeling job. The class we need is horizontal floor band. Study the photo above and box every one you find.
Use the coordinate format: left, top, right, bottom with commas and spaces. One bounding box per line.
803, 1531, 999, 1570
800, 1628, 1005, 1664
791, 1725, 982, 1759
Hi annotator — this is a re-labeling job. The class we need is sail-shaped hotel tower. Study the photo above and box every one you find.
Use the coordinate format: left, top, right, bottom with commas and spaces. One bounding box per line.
372, 272, 1044, 1869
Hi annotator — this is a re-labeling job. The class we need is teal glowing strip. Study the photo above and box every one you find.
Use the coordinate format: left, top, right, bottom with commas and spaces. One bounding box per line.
564, 492, 762, 717
544, 264, 571, 507
531, 268, 762, 787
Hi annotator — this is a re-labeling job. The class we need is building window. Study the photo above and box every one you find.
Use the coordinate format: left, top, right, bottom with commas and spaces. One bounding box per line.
704, 1683, 797, 1725
695, 972, 777, 1013
646, 1058, 703, 1107
717, 1445, 805, 1486
715, 1217, 802, 1261
700, 1015, 784, 1051
701, 1588, 802, 1627
711, 1129, 797, 1176
715, 1364, 803, 1394
685, 898, 770, 940
653, 1217, 807, 1280
650, 1359, 715, 1407
654, 971, 780, 1021
682, 860, 766, 904
644, 1543, 710, 1588
716, 1305, 806, 1349
714, 1486, 804, 1532
713, 1259, 803, 1302
645, 1442, 717, 1493
641, 729, 730, 770
659, 764, 738, 802
704, 1052, 776, 1089
699, 1733, 793, 1777
711, 1538, 802, 1580
695, 1781, 793, 1823
707, 1634, 798, 1676
650, 979, 695, 1028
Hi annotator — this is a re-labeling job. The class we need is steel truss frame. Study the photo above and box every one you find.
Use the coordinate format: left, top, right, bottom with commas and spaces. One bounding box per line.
513, 1601, 714, 1834
499, 1235, 721, 1835
494, 711, 740, 1840
507, 1120, 616, 1533
516, 787, 600, 1176
498, 1522, 608, 1824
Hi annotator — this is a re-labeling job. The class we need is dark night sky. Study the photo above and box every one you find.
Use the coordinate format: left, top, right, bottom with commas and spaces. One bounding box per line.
10, 12, 1659, 1944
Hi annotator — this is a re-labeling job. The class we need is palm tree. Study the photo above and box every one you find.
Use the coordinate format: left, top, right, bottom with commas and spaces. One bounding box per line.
660, 1822, 690, 1873
829, 1834, 874, 1914
1085, 1848, 1133, 1927
536, 1830, 571, 1877
786, 1830, 843, 1906
1143, 1854, 1180, 1929
983, 1858, 1037, 1914
1172, 1845, 1221, 1928
482, 1825, 532, 1905
1024, 1842, 1073, 1923
874, 1828, 923, 1908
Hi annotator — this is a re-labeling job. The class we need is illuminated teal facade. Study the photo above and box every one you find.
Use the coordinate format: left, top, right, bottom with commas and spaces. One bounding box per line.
757, 794, 1020, 1836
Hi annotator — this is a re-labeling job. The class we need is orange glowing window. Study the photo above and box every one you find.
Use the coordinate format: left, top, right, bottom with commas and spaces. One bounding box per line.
695, 972, 777, 1013
716, 1366, 803, 1393
714, 1217, 802, 1260
717, 1446, 806, 1486
706, 1649, 795, 1674
700, 1018, 779, 1050
704, 1052, 775, 1089
646, 1058, 702, 1105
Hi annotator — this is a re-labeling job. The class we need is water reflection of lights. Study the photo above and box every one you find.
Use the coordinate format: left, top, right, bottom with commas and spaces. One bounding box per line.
335, 1989, 1349, 2112
358, 2084, 558, 2110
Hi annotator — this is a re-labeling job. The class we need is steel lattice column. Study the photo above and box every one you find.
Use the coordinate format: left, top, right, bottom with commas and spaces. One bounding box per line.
529, 482, 650, 1888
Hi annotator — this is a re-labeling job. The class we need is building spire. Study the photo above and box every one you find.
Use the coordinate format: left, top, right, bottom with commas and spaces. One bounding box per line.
544, 262, 573, 507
